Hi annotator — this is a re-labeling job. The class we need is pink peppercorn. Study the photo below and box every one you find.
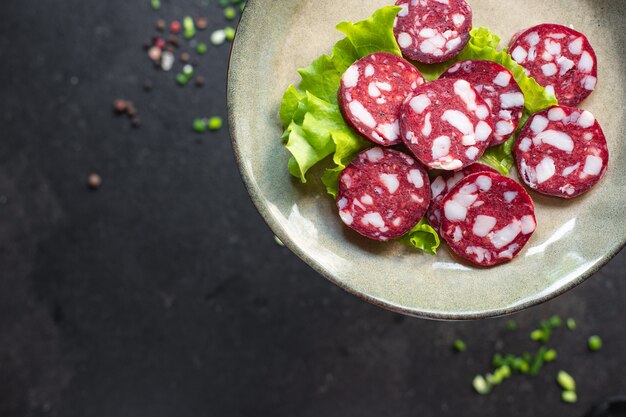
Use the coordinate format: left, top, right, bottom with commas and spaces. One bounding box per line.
170, 20, 181, 34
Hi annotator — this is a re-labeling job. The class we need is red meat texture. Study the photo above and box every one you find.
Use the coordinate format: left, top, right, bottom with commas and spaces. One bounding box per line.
338, 52, 425, 146
440, 172, 537, 267
394, 0, 472, 64
509, 24, 598, 106
440, 60, 524, 147
427, 163, 497, 232
400, 78, 494, 171
514, 106, 608, 198
337, 147, 431, 241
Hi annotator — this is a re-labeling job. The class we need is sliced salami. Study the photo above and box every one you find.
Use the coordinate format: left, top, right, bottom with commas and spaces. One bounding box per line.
428, 163, 498, 232
440, 60, 525, 147
440, 172, 537, 267
508, 24, 598, 106
514, 106, 608, 198
400, 78, 494, 171
394, 0, 472, 64
337, 147, 431, 241
338, 52, 425, 146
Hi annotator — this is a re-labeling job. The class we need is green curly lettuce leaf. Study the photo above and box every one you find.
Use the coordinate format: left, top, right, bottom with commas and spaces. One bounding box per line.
335, 9, 403, 58
399, 219, 441, 255
279, 85, 307, 127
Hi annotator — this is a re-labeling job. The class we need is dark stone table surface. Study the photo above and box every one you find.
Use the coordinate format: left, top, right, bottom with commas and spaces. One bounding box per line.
0, 1, 623, 416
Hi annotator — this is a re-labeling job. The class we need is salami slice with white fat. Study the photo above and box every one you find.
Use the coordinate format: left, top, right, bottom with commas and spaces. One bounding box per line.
337, 147, 431, 241
428, 163, 498, 232
514, 106, 608, 198
400, 78, 494, 171
440, 60, 525, 147
440, 172, 537, 267
394, 0, 472, 64
339, 52, 425, 146
508, 24, 598, 106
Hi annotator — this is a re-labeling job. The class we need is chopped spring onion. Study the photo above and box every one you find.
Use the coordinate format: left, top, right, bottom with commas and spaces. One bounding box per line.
529, 346, 547, 376
183, 16, 196, 39
566, 318, 577, 331
511, 357, 525, 372
211, 30, 226, 45
497, 365, 511, 379
224, 6, 236, 20
208, 116, 223, 130
562, 390, 578, 403
193, 118, 207, 133
543, 348, 557, 362
453, 339, 466, 352
492, 353, 504, 367
588, 335, 602, 351
491, 366, 511, 384
224, 26, 236, 41
519, 360, 530, 374
549, 315, 562, 328
176, 73, 191, 85
557, 370, 576, 391
196, 43, 208, 54
472, 375, 490, 395
530, 329, 546, 341
183, 64, 194, 75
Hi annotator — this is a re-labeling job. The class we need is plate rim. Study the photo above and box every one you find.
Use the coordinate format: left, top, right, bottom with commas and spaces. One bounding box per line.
227, 0, 626, 320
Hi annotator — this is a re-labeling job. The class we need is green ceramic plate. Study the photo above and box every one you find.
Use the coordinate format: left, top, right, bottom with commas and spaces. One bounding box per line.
228, 0, 626, 319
